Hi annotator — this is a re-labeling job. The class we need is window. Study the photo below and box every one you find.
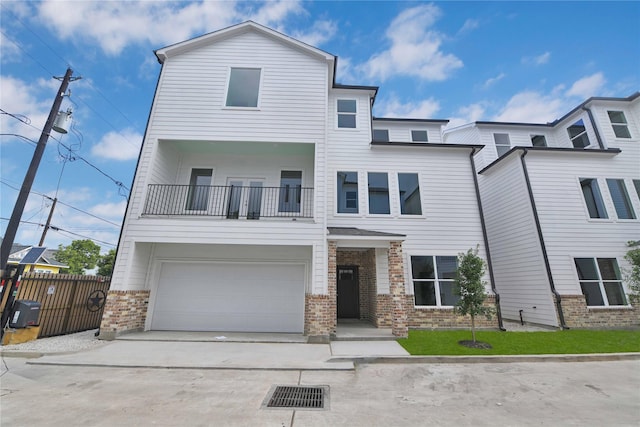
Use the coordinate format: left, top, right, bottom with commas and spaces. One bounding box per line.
494, 133, 511, 156
575, 258, 627, 306
226, 68, 261, 107
372, 129, 389, 142
368, 172, 390, 214
606, 179, 636, 219
412, 256, 459, 306
531, 134, 547, 147
568, 119, 591, 148
337, 99, 357, 128
411, 130, 429, 142
337, 171, 358, 213
608, 111, 631, 139
398, 173, 422, 215
580, 178, 607, 219
186, 169, 212, 210
633, 180, 640, 200
278, 171, 302, 213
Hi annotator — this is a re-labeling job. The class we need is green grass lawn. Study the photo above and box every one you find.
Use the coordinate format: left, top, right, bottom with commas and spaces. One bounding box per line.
397, 329, 640, 355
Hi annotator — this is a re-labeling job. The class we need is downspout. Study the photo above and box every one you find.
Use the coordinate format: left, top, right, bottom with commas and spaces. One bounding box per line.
469, 148, 505, 331
520, 149, 568, 329
583, 107, 604, 149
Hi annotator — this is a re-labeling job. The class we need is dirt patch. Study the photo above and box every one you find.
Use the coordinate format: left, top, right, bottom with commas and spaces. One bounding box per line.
458, 340, 492, 349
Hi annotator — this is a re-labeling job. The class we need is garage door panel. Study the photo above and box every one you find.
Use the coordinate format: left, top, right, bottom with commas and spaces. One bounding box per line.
151, 262, 305, 333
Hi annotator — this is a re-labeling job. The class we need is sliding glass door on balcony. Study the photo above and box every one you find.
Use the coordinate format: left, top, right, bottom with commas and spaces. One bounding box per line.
226, 178, 264, 219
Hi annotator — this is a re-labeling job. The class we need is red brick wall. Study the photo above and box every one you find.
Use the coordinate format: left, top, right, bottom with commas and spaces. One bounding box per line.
99, 290, 150, 340
560, 294, 640, 328
406, 295, 499, 329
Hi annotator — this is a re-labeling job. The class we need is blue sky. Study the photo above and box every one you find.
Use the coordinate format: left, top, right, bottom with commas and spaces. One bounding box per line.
1, 1, 639, 253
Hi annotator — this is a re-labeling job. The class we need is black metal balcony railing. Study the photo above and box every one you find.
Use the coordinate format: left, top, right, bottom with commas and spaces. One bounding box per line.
143, 184, 314, 219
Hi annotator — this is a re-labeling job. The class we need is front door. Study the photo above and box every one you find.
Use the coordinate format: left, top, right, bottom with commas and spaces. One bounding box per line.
226, 178, 264, 219
337, 266, 359, 318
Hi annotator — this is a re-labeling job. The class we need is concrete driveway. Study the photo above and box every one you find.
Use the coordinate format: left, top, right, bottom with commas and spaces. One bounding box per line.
2, 354, 639, 426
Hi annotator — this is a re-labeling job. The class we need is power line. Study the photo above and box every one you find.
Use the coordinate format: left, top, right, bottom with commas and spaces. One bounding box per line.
0, 217, 117, 247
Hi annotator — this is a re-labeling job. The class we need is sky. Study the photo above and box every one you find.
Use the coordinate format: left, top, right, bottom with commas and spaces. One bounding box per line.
1, 0, 639, 254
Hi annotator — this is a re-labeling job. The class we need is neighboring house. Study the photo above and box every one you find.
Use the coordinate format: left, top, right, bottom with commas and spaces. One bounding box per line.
7, 244, 68, 274
100, 21, 638, 340
100, 21, 497, 341
445, 93, 640, 328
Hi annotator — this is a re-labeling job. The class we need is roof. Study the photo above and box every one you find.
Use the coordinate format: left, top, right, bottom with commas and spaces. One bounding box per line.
371, 141, 484, 151
373, 117, 449, 124
7, 243, 68, 268
327, 227, 405, 238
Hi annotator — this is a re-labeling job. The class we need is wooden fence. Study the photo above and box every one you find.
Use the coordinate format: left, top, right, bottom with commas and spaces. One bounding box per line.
0, 273, 111, 338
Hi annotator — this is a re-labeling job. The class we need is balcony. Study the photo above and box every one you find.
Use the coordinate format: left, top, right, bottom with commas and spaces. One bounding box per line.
143, 184, 314, 219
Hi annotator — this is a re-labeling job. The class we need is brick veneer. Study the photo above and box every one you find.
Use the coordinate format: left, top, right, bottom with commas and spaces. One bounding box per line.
559, 294, 640, 328
303, 241, 337, 340
406, 295, 499, 329
388, 241, 408, 337
99, 290, 150, 340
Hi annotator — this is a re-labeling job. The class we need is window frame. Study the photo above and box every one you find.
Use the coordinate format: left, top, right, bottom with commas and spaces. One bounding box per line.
411, 130, 429, 142
367, 172, 391, 215
336, 171, 359, 214
567, 119, 592, 148
337, 99, 357, 129
411, 255, 460, 307
530, 134, 547, 147
372, 129, 390, 142
397, 172, 423, 216
574, 257, 628, 307
606, 178, 636, 220
186, 168, 213, 211
607, 110, 632, 139
493, 133, 511, 157
224, 67, 262, 109
278, 170, 303, 214
579, 177, 608, 219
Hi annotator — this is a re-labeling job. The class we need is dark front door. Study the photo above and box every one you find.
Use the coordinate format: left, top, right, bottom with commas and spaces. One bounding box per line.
337, 266, 359, 318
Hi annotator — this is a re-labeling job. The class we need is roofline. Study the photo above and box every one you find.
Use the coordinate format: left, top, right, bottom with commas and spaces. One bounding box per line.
474, 121, 551, 128
371, 141, 484, 151
478, 146, 621, 174
155, 20, 336, 64
551, 91, 640, 125
373, 117, 449, 124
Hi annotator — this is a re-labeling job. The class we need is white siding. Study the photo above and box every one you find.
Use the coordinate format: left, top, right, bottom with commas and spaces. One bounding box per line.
478, 158, 558, 326
372, 121, 445, 144
587, 101, 640, 149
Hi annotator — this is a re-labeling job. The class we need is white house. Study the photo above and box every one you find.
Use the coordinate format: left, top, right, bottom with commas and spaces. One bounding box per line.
446, 93, 640, 327
100, 21, 499, 340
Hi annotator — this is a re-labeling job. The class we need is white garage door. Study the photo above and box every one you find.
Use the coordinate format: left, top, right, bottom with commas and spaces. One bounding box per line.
151, 262, 305, 333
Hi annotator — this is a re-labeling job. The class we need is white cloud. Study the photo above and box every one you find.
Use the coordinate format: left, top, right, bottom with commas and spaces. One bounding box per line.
34, 0, 305, 55
335, 56, 357, 84
360, 4, 463, 82
566, 72, 606, 99
458, 18, 480, 34
91, 128, 142, 161
492, 91, 566, 123
89, 201, 127, 219
522, 52, 551, 66
0, 31, 21, 63
0, 76, 51, 143
482, 73, 506, 89
291, 19, 337, 47
375, 96, 440, 119
447, 103, 487, 129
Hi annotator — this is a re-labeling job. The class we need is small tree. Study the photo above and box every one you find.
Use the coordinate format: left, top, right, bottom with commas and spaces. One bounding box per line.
55, 239, 101, 274
624, 240, 640, 299
455, 246, 493, 343
97, 249, 116, 277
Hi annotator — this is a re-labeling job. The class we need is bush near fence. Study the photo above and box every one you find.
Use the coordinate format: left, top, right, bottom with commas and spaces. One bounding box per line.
0, 273, 111, 338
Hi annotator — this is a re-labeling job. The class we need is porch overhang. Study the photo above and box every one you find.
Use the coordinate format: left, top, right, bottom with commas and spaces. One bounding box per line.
327, 227, 406, 248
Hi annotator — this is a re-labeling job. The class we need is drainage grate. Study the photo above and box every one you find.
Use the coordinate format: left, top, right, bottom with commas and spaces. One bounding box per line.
264, 385, 327, 410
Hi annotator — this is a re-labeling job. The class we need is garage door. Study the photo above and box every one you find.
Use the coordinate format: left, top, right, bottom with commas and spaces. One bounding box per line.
151, 262, 305, 333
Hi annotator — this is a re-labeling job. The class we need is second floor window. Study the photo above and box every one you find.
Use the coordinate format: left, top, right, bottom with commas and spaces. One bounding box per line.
226, 68, 261, 107
368, 172, 390, 214
337, 171, 358, 213
411, 130, 429, 142
606, 179, 636, 219
568, 119, 591, 148
279, 171, 302, 213
186, 168, 212, 211
580, 178, 608, 219
494, 133, 511, 156
608, 111, 631, 138
372, 129, 389, 142
398, 173, 422, 215
337, 99, 357, 128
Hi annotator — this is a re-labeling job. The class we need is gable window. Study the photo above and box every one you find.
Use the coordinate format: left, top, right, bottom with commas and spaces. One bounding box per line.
398, 173, 422, 215
186, 169, 212, 211
575, 258, 627, 306
606, 179, 636, 219
278, 171, 302, 213
580, 178, 607, 219
494, 133, 511, 156
411, 130, 429, 142
372, 129, 389, 142
337, 99, 357, 128
531, 134, 547, 147
337, 171, 358, 213
368, 172, 390, 214
226, 68, 261, 107
412, 256, 459, 306
608, 111, 631, 139
568, 119, 591, 148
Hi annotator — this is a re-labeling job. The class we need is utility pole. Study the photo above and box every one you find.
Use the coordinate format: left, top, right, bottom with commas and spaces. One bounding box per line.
38, 197, 57, 246
0, 68, 75, 273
